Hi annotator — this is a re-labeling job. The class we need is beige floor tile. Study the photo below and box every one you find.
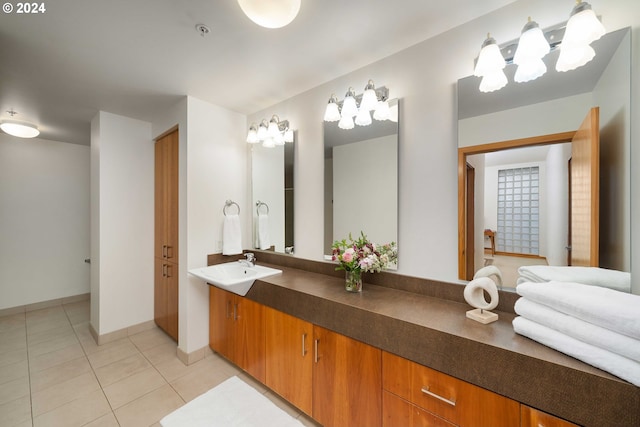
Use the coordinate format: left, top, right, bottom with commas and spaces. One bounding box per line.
28, 332, 79, 358
113, 383, 184, 427
28, 342, 85, 373
0, 348, 28, 369
0, 376, 30, 406
83, 411, 120, 427
129, 327, 175, 352
102, 366, 167, 409
0, 359, 28, 386
0, 329, 27, 353
33, 388, 111, 427
154, 352, 227, 383
0, 395, 31, 427
25, 306, 66, 322
0, 313, 25, 333
170, 364, 234, 402
86, 338, 140, 369
27, 322, 75, 346
30, 356, 92, 393
94, 352, 151, 388
31, 371, 100, 416
140, 341, 178, 366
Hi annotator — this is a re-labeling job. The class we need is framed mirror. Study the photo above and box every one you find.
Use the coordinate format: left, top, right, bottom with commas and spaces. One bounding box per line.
323, 100, 399, 258
251, 141, 294, 254
457, 27, 631, 289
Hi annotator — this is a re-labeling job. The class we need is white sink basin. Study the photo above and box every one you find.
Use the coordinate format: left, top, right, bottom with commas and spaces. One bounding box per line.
188, 262, 282, 296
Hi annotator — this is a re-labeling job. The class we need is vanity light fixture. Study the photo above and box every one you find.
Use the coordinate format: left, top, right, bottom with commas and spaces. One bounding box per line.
0, 109, 40, 138
246, 115, 293, 147
473, 34, 508, 93
513, 17, 550, 83
324, 80, 391, 130
556, 0, 606, 72
237, 0, 301, 29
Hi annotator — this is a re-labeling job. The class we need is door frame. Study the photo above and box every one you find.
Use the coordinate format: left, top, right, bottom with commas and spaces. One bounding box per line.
457, 131, 576, 280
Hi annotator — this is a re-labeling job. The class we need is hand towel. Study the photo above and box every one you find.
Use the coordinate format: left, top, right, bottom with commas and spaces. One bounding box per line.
515, 298, 640, 363
517, 265, 631, 292
258, 213, 271, 250
513, 316, 640, 387
516, 281, 640, 340
222, 214, 242, 255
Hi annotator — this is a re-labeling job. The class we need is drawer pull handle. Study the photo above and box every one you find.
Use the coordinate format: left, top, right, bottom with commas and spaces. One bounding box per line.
421, 387, 456, 407
314, 339, 319, 363
302, 333, 307, 357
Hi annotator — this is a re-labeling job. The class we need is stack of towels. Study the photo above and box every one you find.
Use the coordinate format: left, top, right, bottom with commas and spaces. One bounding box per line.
513, 280, 640, 386
517, 265, 631, 293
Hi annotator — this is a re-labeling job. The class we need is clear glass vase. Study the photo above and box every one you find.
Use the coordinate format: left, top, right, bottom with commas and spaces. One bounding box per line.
345, 269, 363, 292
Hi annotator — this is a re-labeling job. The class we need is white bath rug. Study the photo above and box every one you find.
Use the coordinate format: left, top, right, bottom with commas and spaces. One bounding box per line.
160, 376, 304, 427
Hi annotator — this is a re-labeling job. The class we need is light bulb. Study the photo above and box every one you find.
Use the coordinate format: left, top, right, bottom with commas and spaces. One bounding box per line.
338, 114, 354, 130
514, 18, 550, 82
373, 99, 391, 121
262, 137, 275, 148
246, 123, 259, 143
341, 88, 358, 118
324, 94, 341, 122
359, 80, 378, 111
479, 69, 508, 93
355, 108, 372, 126
283, 128, 294, 142
0, 121, 40, 138
237, 0, 301, 29
256, 121, 268, 140
474, 34, 505, 77
267, 116, 280, 138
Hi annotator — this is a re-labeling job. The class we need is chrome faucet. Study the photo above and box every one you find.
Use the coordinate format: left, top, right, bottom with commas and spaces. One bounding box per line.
239, 252, 256, 267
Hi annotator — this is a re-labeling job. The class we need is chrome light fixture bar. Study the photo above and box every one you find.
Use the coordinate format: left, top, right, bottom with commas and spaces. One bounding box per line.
246, 114, 293, 147
323, 80, 391, 130
473, 1, 605, 92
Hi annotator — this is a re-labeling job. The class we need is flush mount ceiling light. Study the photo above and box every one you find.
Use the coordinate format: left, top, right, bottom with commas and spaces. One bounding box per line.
246, 115, 293, 147
237, 0, 301, 29
0, 110, 40, 138
513, 17, 550, 83
556, 0, 605, 72
324, 81, 391, 130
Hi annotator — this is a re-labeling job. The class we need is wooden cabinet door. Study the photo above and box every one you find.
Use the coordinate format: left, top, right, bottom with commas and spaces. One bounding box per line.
165, 261, 179, 341
209, 286, 234, 360
265, 306, 313, 415
313, 325, 382, 427
164, 130, 179, 262
521, 405, 579, 427
383, 391, 456, 427
154, 258, 168, 332
235, 297, 265, 383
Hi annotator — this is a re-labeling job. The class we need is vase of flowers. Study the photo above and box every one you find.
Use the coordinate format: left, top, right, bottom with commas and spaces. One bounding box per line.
331, 232, 398, 292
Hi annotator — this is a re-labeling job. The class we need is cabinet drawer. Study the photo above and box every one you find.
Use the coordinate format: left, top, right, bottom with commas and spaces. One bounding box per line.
383, 391, 456, 427
382, 352, 519, 427
521, 405, 580, 427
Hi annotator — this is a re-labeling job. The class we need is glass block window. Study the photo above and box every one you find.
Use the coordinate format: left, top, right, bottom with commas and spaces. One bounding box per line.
496, 166, 539, 255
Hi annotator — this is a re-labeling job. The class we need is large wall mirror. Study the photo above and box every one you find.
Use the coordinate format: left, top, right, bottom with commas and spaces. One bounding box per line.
323, 99, 399, 259
457, 27, 631, 289
251, 142, 294, 254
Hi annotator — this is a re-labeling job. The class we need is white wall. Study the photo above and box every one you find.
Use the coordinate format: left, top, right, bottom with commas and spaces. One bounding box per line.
247, 0, 640, 291
545, 144, 572, 266
0, 134, 90, 309
91, 111, 154, 335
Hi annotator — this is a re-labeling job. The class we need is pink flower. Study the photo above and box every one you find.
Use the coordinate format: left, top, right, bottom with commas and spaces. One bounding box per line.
342, 248, 355, 263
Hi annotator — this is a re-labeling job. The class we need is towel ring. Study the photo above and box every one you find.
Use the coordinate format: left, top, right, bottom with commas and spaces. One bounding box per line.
256, 201, 269, 215
223, 200, 240, 216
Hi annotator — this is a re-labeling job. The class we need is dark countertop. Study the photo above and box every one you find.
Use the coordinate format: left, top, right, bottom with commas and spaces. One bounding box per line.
207, 253, 640, 427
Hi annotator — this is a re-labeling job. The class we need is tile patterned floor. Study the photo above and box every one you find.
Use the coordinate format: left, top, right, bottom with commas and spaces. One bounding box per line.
0, 300, 319, 426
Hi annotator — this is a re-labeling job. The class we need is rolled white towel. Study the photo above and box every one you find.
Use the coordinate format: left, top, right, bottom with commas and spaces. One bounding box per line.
513, 317, 640, 386
515, 298, 640, 363
517, 265, 630, 293
516, 281, 640, 340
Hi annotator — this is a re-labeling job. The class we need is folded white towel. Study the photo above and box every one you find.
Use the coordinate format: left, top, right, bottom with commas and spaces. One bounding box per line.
258, 213, 271, 250
473, 265, 503, 288
517, 265, 631, 292
513, 317, 640, 386
516, 281, 640, 340
515, 298, 640, 363
222, 214, 242, 255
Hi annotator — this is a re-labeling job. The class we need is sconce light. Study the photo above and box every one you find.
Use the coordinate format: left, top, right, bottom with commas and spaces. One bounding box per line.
514, 17, 550, 82
473, 34, 507, 93
0, 109, 40, 138
237, 0, 301, 29
247, 115, 293, 147
324, 80, 391, 130
556, 0, 606, 72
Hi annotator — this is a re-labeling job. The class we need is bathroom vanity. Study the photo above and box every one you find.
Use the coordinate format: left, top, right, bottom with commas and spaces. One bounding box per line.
206, 252, 638, 427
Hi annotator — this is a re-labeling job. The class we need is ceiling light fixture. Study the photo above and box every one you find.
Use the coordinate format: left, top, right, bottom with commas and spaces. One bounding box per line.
323, 81, 391, 130
0, 109, 40, 138
246, 115, 293, 147
237, 0, 301, 29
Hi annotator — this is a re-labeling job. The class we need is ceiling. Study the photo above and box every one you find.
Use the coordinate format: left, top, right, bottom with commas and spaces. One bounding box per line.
0, 0, 519, 146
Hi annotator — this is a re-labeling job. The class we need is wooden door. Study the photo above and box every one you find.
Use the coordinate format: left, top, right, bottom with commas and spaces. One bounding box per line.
209, 286, 233, 360
164, 130, 179, 262
154, 259, 168, 332
313, 326, 382, 427
235, 297, 266, 383
165, 261, 179, 341
570, 107, 599, 266
265, 307, 313, 415
154, 141, 166, 259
